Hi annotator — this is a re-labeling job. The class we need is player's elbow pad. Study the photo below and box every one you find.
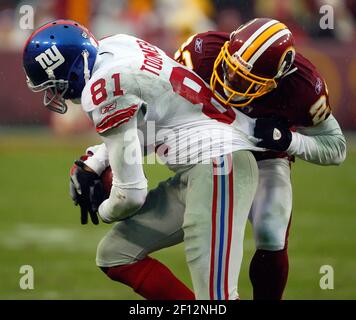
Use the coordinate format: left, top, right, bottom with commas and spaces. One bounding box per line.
113, 188, 147, 219
99, 187, 147, 222
122, 188, 147, 213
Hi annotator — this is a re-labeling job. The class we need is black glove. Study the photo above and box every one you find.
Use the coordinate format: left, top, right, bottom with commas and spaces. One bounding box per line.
254, 117, 292, 151
69, 160, 105, 225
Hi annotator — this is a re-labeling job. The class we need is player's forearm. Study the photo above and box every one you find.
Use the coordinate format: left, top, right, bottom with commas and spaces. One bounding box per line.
84, 143, 109, 175
99, 186, 147, 222
98, 118, 148, 222
287, 115, 346, 165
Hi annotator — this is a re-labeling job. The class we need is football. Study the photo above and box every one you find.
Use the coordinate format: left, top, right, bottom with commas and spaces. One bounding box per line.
70, 156, 113, 198
101, 166, 113, 197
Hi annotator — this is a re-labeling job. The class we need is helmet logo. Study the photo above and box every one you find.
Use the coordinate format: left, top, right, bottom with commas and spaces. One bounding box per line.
35, 45, 65, 72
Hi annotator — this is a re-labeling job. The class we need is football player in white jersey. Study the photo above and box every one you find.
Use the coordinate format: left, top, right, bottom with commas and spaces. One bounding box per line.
23, 20, 265, 300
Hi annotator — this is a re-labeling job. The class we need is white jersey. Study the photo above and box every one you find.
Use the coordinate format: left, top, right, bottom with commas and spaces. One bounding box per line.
81, 35, 262, 171
80, 34, 266, 223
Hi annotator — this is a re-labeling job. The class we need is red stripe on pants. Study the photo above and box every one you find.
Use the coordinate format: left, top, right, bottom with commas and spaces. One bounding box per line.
209, 160, 218, 300
224, 154, 234, 300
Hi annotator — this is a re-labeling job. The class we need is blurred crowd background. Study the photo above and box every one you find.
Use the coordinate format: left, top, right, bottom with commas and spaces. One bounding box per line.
0, 0, 355, 133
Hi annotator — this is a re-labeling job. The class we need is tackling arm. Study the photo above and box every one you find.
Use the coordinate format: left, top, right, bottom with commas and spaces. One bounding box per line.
287, 114, 346, 165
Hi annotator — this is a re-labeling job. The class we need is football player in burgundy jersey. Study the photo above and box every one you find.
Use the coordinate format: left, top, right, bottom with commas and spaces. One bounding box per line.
175, 18, 346, 299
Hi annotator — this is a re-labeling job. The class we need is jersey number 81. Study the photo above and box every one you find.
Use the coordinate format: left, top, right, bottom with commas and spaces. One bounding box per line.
91, 66, 236, 124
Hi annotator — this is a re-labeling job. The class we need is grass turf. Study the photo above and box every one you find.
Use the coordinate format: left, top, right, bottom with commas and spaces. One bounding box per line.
0, 131, 355, 299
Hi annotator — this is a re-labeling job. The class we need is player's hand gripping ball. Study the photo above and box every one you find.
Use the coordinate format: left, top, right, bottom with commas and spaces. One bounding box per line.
69, 155, 112, 225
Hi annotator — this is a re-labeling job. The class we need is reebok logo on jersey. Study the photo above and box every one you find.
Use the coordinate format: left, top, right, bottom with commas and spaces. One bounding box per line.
101, 102, 117, 114
35, 45, 65, 72
315, 78, 323, 95
195, 38, 203, 53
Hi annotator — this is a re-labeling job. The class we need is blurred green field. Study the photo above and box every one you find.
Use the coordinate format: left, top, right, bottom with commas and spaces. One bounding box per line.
0, 130, 355, 300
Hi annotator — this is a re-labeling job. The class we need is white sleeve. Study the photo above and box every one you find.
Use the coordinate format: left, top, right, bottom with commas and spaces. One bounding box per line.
84, 143, 109, 175
82, 68, 143, 175
97, 116, 148, 223
286, 114, 346, 165
80, 62, 148, 222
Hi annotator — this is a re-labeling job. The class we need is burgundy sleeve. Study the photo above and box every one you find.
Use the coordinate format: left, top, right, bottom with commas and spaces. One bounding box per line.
174, 31, 229, 84
283, 53, 331, 127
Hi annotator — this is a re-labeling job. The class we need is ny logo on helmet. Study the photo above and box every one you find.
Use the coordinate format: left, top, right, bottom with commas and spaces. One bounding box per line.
35, 45, 65, 71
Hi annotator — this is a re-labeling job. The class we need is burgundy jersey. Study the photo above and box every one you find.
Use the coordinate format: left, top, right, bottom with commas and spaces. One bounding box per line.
175, 31, 331, 160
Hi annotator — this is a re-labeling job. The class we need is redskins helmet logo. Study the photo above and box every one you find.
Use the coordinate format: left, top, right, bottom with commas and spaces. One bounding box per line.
276, 47, 296, 78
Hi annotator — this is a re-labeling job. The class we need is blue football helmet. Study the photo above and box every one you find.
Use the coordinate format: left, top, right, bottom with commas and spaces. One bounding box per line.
23, 20, 99, 114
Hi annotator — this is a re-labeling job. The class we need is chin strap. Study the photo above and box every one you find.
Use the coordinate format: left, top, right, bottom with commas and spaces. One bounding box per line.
82, 50, 90, 84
